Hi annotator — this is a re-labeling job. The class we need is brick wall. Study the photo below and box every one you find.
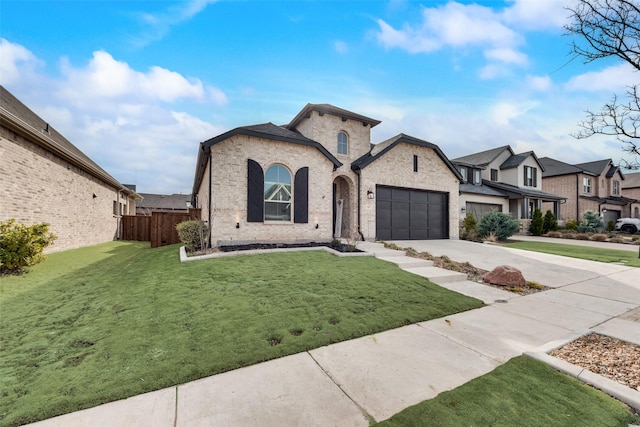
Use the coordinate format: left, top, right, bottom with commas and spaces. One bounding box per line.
203, 135, 336, 246
542, 174, 578, 222
0, 125, 132, 252
359, 142, 460, 240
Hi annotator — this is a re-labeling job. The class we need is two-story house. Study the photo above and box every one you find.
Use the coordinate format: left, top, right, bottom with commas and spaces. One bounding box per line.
540, 157, 637, 224
191, 103, 463, 246
621, 172, 640, 218
452, 146, 564, 227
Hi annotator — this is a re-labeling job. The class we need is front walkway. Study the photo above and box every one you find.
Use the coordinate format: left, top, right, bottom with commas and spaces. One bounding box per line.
28, 240, 640, 426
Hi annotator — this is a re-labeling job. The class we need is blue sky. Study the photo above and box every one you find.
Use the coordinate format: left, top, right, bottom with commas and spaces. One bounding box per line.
1, 0, 637, 194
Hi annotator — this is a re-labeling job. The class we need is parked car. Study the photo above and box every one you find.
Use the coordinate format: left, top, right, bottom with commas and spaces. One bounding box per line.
614, 217, 640, 233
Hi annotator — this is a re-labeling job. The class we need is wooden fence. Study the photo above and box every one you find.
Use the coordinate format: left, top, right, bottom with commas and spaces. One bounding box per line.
122, 208, 201, 248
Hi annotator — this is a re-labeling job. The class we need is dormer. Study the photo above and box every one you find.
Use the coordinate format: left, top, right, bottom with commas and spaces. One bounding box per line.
287, 104, 380, 163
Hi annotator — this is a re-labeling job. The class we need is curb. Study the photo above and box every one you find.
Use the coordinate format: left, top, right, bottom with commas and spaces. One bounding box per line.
524, 330, 640, 413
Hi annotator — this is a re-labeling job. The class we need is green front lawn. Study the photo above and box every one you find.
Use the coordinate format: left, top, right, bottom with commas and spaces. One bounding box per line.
503, 241, 640, 268
0, 242, 483, 426
378, 356, 638, 426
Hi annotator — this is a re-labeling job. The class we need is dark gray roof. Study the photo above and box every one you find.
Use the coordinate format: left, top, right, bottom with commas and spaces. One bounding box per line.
459, 182, 509, 197
500, 152, 528, 169
539, 157, 585, 177
288, 103, 381, 130
138, 193, 191, 210
451, 145, 512, 167
483, 180, 565, 201
575, 159, 613, 176
192, 122, 342, 196
0, 85, 138, 198
351, 133, 463, 180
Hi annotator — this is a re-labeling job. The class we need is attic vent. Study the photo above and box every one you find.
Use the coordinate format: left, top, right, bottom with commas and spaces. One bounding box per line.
43, 123, 49, 133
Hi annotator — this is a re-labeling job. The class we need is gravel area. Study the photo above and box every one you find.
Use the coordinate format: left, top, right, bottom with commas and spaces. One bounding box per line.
551, 333, 640, 391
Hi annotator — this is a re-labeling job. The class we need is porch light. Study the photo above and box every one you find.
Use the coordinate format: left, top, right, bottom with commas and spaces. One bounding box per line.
367, 189, 374, 199
235, 222, 240, 229
315, 223, 319, 229
461, 206, 466, 213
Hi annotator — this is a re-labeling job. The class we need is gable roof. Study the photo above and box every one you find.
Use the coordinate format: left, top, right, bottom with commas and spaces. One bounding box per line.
288, 103, 381, 130
0, 85, 140, 199
351, 133, 463, 180
499, 151, 544, 171
192, 122, 342, 196
451, 145, 513, 168
137, 193, 191, 210
539, 157, 585, 177
575, 159, 613, 176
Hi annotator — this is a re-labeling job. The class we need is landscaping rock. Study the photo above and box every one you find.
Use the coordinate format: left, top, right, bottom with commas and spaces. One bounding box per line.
483, 265, 526, 288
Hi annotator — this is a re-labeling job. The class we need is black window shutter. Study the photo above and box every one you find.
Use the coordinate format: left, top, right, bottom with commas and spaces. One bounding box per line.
294, 167, 309, 223
247, 159, 264, 222
533, 168, 537, 187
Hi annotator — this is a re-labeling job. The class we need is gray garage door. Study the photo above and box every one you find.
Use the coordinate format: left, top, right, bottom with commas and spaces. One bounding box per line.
376, 185, 449, 240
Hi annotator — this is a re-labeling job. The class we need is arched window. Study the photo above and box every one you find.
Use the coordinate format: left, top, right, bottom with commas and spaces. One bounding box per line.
337, 131, 348, 155
264, 164, 292, 221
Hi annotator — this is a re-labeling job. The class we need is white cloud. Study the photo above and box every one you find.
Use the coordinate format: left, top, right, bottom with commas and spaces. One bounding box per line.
0, 38, 43, 85
484, 48, 528, 66
334, 40, 349, 54
502, 0, 573, 30
491, 101, 537, 126
56, 50, 227, 108
526, 74, 552, 91
130, 0, 218, 47
564, 63, 638, 92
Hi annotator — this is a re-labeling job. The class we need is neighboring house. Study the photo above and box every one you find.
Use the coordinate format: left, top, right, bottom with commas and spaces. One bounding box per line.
0, 85, 141, 252
540, 157, 636, 224
621, 172, 640, 218
452, 146, 564, 226
192, 103, 463, 246
136, 193, 192, 215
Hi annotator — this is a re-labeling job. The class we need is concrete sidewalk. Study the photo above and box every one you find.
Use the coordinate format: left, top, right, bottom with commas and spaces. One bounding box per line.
28, 240, 640, 426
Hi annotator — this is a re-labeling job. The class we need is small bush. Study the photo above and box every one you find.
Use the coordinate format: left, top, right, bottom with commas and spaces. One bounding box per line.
463, 213, 477, 233
543, 210, 558, 233
478, 210, 519, 241
529, 208, 544, 236
591, 233, 607, 242
609, 236, 625, 243
561, 232, 576, 239
632, 235, 639, 242
606, 220, 615, 232
565, 219, 579, 231
0, 219, 57, 274
575, 233, 591, 240
578, 210, 603, 233
547, 231, 562, 238
176, 220, 209, 253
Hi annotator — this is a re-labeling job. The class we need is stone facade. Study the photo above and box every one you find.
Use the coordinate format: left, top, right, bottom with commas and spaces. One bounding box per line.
0, 87, 139, 253
193, 104, 461, 246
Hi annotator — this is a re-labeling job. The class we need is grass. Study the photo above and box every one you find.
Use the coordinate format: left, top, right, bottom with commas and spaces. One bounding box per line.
0, 241, 483, 426
503, 241, 640, 267
377, 356, 639, 427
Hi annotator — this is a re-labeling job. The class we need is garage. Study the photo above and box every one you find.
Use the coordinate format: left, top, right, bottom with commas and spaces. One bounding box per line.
376, 185, 449, 240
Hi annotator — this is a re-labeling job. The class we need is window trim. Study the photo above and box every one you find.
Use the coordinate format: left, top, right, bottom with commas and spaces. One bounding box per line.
337, 131, 348, 155
460, 167, 467, 183
490, 169, 498, 182
524, 166, 537, 187
583, 177, 591, 193
264, 164, 293, 222
613, 180, 620, 195
473, 169, 481, 185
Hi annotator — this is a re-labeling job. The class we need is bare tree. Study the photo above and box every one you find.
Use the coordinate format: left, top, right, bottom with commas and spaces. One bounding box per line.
565, 0, 640, 168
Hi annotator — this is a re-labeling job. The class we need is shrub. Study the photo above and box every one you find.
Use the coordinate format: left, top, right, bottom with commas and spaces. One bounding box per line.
565, 219, 579, 231
561, 232, 576, 239
543, 210, 558, 233
0, 219, 57, 274
461, 213, 480, 241
529, 208, 544, 236
575, 233, 591, 240
609, 236, 625, 243
606, 220, 615, 232
578, 210, 603, 233
176, 220, 209, 253
547, 231, 562, 238
478, 210, 519, 241
591, 233, 607, 241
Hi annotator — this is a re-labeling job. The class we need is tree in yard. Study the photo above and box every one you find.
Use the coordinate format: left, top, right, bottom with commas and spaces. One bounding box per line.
565, 0, 640, 169
543, 210, 558, 233
529, 208, 544, 236
0, 219, 57, 275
